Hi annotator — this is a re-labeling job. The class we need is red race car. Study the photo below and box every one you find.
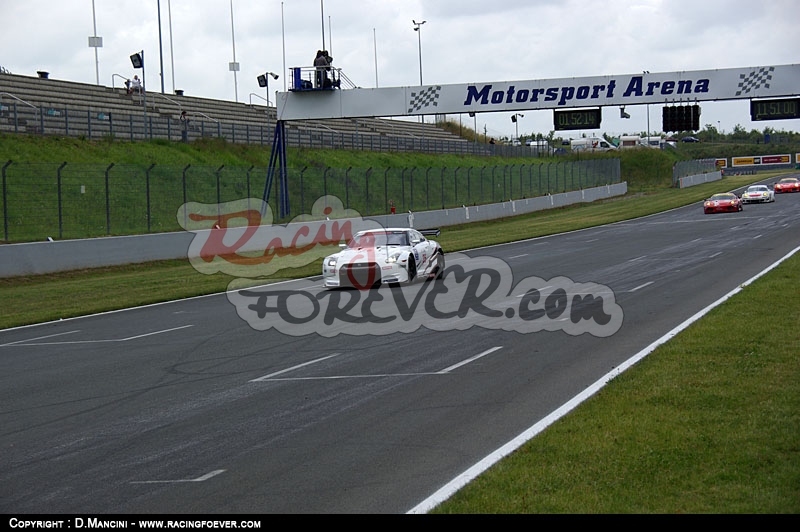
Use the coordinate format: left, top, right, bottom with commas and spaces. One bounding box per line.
774, 177, 800, 193
704, 193, 743, 214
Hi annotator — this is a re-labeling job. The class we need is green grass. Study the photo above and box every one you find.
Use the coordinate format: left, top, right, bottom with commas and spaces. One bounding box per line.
433, 254, 800, 513
1, 133, 798, 513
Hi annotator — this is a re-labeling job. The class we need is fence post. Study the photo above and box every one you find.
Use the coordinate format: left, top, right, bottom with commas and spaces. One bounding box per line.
454, 167, 460, 206
365, 167, 372, 215
2, 160, 11, 242
246, 165, 254, 211
467, 167, 472, 204
401, 168, 407, 211
146, 163, 155, 232
507, 165, 513, 200
441, 168, 446, 209
57, 162, 67, 239
216, 165, 224, 223
492, 166, 497, 203
425, 167, 431, 210
105, 163, 114, 234
480, 167, 485, 203
345, 167, 352, 210
384, 168, 390, 214
409, 168, 416, 211
299, 166, 307, 215
182, 165, 191, 229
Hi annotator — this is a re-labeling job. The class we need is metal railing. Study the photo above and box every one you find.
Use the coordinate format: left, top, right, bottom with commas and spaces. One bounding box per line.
150, 92, 183, 115
0, 100, 495, 155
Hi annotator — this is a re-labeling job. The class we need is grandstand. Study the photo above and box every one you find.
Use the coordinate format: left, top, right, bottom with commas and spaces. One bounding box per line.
0, 71, 479, 153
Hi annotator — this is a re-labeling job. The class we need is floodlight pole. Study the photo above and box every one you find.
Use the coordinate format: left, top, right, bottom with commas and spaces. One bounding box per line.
413, 20, 426, 123
157, 0, 165, 94
89, 0, 101, 85
141, 51, 147, 134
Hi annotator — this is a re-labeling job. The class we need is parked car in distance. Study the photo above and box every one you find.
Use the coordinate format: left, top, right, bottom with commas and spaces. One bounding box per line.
681, 136, 701, 143
570, 137, 617, 152
774, 177, 800, 194
741, 184, 775, 204
704, 193, 743, 214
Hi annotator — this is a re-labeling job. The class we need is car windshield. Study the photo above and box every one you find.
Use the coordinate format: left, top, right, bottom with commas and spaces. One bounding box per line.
747, 186, 768, 192
779, 178, 798, 183
709, 194, 734, 201
347, 231, 408, 249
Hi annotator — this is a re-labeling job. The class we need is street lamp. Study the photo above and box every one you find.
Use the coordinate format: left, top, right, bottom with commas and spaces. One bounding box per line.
88, 0, 103, 85
130, 51, 147, 132
257, 71, 279, 106
413, 19, 426, 123
511, 113, 524, 144
229, 0, 239, 102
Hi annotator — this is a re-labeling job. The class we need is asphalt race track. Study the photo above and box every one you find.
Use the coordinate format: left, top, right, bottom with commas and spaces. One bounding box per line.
1, 179, 798, 514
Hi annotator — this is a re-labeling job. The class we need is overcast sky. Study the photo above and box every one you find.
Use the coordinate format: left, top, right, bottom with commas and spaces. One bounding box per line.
2, 0, 798, 140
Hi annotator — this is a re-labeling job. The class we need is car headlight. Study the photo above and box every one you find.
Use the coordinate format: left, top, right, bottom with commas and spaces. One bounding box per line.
326, 256, 338, 267
385, 252, 402, 264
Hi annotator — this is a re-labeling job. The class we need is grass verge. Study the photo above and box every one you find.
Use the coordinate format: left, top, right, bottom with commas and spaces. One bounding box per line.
433, 252, 800, 513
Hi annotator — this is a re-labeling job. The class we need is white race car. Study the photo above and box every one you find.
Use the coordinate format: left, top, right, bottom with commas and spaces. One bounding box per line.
741, 184, 775, 204
322, 228, 445, 289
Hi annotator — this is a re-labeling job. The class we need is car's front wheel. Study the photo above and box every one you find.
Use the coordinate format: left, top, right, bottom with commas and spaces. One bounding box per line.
434, 252, 445, 280
406, 257, 417, 284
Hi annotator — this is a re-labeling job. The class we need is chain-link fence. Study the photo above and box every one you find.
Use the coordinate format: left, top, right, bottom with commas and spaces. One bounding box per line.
1, 159, 621, 243
672, 159, 718, 186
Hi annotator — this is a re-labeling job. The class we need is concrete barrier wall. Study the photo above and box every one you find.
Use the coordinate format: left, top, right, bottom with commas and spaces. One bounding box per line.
0, 182, 627, 278
679, 171, 722, 188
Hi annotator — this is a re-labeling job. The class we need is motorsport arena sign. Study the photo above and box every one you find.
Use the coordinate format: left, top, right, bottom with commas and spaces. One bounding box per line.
276, 64, 800, 120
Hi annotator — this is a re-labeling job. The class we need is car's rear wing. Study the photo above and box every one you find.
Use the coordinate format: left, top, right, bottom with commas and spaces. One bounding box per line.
420, 229, 440, 237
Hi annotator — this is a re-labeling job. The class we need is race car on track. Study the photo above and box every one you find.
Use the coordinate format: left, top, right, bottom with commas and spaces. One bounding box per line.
703, 193, 743, 214
741, 184, 775, 204
322, 228, 444, 289
774, 177, 800, 194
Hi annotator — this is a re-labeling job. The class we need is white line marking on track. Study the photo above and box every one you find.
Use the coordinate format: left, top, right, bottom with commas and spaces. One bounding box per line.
629, 281, 654, 292
436, 347, 503, 374
508, 254, 528, 259
0, 330, 81, 347
4, 325, 194, 346
709, 252, 723, 259
250, 353, 341, 382
131, 469, 226, 484
250, 348, 504, 382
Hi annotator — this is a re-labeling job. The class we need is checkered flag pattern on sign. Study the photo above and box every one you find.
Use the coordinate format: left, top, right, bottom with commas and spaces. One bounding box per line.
735, 67, 774, 96
408, 86, 442, 113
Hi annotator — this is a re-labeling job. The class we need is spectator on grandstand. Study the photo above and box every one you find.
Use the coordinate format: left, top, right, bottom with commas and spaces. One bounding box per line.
129, 75, 142, 94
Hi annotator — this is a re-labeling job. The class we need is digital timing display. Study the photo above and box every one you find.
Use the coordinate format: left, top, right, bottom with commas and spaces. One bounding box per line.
553, 108, 602, 130
750, 98, 800, 121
